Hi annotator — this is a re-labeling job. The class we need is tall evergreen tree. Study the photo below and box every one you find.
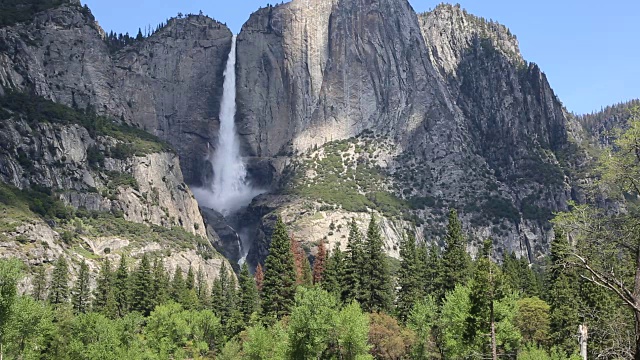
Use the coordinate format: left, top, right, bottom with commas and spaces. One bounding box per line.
396, 232, 420, 322
502, 252, 540, 297
440, 209, 470, 298
71, 261, 91, 314
150, 258, 169, 308
186, 266, 195, 290
425, 243, 442, 298
343, 218, 365, 303
546, 230, 581, 356
93, 258, 116, 317
322, 243, 345, 297
465, 239, 505, 360
361, 216, 393, 313
211, 263, 229, 317
113, 256, 130, 317
48, 256, 69, 305
262, 216, 297, 320
238, 262, 259, 324
130, 254, 153, 315
171, 267, 185, 304
31, 265, 47, 301
196, 266, 210, 308
313, 241, 327, 284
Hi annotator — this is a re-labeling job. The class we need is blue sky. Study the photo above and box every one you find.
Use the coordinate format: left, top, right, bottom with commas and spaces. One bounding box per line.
82, 0, 639, 115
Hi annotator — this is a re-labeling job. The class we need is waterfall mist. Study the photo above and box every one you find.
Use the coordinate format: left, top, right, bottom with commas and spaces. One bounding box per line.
193, 35, 264, 219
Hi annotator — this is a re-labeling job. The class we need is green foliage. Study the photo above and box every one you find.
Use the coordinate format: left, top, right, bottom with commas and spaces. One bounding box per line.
129, 254, 153, 316
335, 301, 371, 360
243, 321, 289, 360
408, 296, 439, 359
322, 243, 346, 297
515, 297, 550, 347
287, 287, 339, 359
0, 182, 74, 221
396, 232, 420, 322
343, 219, 365, 303
0, 258, 23, 347
238, 262, 259, 325
440, 209, 471, 298
360, 217, 393, 313
262, 217, 297, 321
48, 256, 69, 305
71, 261, 91, 314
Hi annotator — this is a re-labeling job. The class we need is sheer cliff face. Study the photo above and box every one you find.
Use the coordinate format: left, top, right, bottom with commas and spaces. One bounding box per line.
236, 0, 459, 157
236, 1, 578, 261
0, 4, 232, 184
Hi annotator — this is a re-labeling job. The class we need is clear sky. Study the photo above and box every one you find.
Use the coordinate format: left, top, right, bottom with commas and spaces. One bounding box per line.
82, 0, 639, 115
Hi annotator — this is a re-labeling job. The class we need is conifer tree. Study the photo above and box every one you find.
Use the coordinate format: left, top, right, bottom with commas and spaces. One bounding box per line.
465, 239, 505, 360
211, 263, 229, 317
171, 267, 186, 304
224, 273, 242, 336
322, 243, 345, 297
254, 263, 264, 292
312, 241, 327, 284
425, 243, 442, 298
262, 216, 297, 320
71, 261, 91, 314
31, 265, 47, 301
196, 266, 210, 308
238, 262, 259, 324
397, 232, 420, 322
93, 258, 116, 317
151, 258, 169, 308
113, 256, 130, 317
130, 254, 153, 315
186, 266, 195, 290
440, 209, 470, 298
343, 218, 365, 303
546, 231, 580, 356
361, 216, 393, 313
48, 256, 69, 305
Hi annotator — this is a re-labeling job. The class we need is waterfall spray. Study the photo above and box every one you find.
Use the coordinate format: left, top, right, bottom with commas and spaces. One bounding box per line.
193, 35, 263, 218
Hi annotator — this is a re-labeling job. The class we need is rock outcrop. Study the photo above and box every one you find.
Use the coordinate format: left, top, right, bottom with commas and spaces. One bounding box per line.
0, 2, 232, 184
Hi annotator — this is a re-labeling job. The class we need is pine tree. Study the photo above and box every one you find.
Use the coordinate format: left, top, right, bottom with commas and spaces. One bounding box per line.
211, 262, 229, 317
224, 273, 242, 336
238, 262, 259, 324
130, 254, 153, 315
547, 231, 580, 356
171, 267, 186, 303
31, 265, 47, 301
361, 216, 393, 313
425, 243, 442, 298
262, 216, 297, 320
440, 209, 470, 299
71, 261, 91, 313
150, 258, 169, 308
396, 231, 419, 322
312, 241, 327, 284
254, 263, 264, 292
465, 239, 505, 360
186, 266, 195, 290
113, 256, 130, 317
196, 266, 210, 308
93, 258, 116, 317
343, 218, 365, 303
322, 243, 345, 297
48, 256, 69, 305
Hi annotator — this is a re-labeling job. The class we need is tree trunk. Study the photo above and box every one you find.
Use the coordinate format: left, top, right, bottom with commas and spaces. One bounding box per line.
635, 310, 640, 360
579, 324, 588, 360
490, 300, 497, 360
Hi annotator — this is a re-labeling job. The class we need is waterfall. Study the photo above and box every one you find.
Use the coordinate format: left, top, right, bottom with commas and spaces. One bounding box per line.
193, 35, 263, 218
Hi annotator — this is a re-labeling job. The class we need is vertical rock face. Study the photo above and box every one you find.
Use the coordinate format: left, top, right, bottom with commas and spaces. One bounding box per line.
236, 0, 457, 157
0, 3, 232, 184
235, 0, 581, 262
114, 17, 232, 184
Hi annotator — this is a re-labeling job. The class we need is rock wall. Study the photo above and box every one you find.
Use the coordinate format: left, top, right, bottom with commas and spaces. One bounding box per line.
0, 3, 232, 184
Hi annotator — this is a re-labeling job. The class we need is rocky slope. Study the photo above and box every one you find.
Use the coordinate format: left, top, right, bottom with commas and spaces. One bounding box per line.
0, 91, 230, 287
